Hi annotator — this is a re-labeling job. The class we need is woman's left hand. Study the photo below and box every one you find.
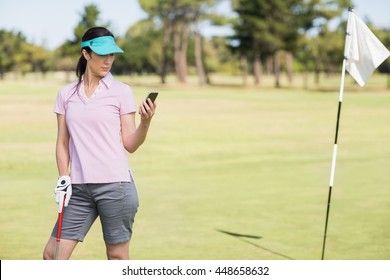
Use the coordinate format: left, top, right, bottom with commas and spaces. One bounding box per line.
139, 98, 156, 122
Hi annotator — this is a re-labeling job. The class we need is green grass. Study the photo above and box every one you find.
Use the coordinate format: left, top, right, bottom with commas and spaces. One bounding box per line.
0, 73, 389, 260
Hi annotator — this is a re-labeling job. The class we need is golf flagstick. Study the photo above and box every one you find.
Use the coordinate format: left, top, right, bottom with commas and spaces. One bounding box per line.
321, 8, 353, 260
321, 7, 390, 259
55, 195, 66, 260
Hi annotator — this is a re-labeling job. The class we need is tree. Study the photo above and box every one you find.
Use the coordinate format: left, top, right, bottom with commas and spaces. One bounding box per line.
294, 0, 352, 85
371, 25, 390, 88
0, 30, 26, 79
189, 1, 232, 86
231, 0, 352, 87
23, 43, 52, 77
139, 0, 225, 85
115, 19, 165, 75
139, 0, 188, 83
54, 4, 107, 80
232, 0, 297, 87
0, 30, 52, 79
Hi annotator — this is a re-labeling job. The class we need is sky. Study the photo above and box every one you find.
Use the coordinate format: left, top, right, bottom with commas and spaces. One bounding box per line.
0, 0, 389, 50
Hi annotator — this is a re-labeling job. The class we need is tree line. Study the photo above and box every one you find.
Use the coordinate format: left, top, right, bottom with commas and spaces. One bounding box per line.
1, 0, 389, 87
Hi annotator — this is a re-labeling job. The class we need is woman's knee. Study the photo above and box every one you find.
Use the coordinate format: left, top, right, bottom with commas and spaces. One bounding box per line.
43, 237, 77, 260
43, 237, 56, 260
43, 249, 53, 260
106, 242, 129, 260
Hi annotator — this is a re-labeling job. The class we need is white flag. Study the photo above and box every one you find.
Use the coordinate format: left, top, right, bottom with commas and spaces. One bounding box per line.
345, 12, 390, 87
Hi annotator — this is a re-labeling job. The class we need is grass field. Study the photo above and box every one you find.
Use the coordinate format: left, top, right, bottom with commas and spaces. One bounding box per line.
0, 72, 389, 260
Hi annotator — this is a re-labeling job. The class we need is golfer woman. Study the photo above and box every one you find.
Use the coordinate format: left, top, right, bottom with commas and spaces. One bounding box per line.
43, 27, 156, 260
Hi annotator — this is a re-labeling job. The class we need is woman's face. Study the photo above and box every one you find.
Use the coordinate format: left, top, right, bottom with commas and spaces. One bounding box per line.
84, 50, 115, 77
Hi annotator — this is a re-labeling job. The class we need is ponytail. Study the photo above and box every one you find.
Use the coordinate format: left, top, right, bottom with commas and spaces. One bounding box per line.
75, 48, 90, 89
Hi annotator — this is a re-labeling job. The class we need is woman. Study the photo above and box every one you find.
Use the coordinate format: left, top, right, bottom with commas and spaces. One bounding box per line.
43, 27, 156, 260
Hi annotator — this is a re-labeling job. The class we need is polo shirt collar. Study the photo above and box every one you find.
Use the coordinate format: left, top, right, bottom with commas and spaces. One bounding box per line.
101, 72, 114, 88
81, 72, 114, 89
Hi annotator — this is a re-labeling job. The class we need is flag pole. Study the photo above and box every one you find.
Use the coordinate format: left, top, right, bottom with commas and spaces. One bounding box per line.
321, 7, 354, 260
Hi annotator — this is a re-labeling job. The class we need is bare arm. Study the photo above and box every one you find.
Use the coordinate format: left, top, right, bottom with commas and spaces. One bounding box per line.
121, 98, 156, 153
56, 114, 70, 176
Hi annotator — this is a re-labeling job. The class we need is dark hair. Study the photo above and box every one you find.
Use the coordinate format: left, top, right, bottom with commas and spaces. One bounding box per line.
75, 27, 115, 87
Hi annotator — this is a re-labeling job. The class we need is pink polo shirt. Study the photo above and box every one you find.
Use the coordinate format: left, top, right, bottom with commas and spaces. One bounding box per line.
53, 73, 136, 184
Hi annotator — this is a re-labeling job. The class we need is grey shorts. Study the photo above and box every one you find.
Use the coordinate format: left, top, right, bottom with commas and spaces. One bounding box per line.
51, 181, 139, 244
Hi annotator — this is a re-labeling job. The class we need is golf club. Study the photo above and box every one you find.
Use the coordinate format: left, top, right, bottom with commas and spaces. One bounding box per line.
55, 195, 66, 260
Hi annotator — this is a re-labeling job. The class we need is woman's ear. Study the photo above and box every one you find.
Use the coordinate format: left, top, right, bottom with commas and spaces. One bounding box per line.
82, 49, 91, 61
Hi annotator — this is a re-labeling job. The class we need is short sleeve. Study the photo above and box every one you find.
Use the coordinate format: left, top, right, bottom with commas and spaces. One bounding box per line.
120, 85, 137, 115
53, 88, 66, 115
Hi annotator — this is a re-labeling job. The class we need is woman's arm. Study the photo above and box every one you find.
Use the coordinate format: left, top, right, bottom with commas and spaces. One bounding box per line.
56, 114, 70, 176
121, 99, 156, 153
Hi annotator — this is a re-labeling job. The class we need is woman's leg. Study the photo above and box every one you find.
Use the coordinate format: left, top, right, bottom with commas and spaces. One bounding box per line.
105, 241, 130, 260
43, 184, 98, 260
94, 181, 139, 260
43, 236, 78, 260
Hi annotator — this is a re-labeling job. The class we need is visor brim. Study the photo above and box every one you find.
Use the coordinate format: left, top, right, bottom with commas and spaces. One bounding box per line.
90, 45, 124, 55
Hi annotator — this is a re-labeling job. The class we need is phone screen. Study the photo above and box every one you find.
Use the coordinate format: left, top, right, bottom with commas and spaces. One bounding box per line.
146, 92, 158, 103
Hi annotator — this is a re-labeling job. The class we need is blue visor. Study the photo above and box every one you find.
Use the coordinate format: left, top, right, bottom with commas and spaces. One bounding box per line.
81, 36, 124, 55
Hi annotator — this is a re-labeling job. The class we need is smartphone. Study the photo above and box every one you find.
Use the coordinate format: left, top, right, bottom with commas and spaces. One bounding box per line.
146, 92, 158, 103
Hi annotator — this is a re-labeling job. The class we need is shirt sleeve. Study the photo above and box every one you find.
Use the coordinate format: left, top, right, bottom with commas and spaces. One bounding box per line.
120, 85, 137, 115
53, 88, 66, 115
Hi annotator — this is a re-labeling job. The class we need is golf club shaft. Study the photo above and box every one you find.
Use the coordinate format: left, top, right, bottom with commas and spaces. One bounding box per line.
55, 196, 66, 260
